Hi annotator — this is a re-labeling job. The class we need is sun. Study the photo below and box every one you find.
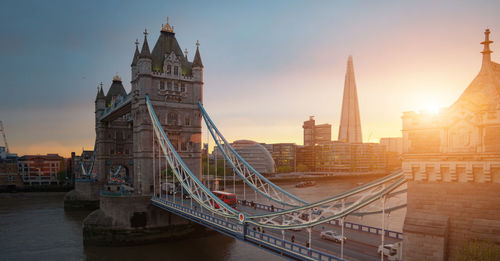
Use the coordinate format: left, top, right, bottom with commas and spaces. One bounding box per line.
419, 100, 442, 114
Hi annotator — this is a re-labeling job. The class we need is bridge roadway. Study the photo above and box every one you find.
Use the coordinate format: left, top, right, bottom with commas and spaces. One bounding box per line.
158, 194, 400, 261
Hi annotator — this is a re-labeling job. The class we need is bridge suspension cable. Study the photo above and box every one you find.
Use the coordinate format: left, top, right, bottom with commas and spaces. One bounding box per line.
146, 95, 238, 218
198, 101, 307, 207
80, 140, 97, 178
149, 97, 408, 229
245, 175, 406, 229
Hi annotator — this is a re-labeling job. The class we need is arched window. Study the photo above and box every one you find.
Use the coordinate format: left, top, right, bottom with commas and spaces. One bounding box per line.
174, 66, 178, 75
166, 65, 171, 74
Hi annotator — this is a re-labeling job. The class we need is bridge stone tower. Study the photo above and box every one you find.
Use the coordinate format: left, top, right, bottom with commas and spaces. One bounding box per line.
81, 19, 205, 245
95, 75, 134, 186
402, 29, 500, 260
131, 21, 203, 195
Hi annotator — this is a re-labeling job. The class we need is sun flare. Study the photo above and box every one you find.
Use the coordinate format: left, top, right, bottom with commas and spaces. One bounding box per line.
419, 100, 442, 114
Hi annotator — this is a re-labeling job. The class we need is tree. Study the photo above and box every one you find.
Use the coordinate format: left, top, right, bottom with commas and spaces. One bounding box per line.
56, 160, 67, 184
276, 165, 292, 173
296, 164, 309, 172
456, 239, 499, 261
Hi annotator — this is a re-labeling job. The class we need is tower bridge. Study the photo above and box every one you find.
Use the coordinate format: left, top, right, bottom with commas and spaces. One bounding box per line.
65, 19, 500, 261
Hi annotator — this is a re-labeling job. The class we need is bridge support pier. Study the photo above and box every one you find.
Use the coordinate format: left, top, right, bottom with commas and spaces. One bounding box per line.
82, 194, 209, 246
63, 180, 101, 210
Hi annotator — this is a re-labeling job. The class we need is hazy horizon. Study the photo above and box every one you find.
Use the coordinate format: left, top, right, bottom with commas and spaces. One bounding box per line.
1, 0, 499, 157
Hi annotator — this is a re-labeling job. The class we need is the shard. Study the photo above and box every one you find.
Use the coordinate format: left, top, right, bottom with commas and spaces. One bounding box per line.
338, 55, 363, 143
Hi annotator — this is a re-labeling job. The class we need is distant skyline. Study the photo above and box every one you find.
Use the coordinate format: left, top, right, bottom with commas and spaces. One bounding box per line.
1, 0, 499, 157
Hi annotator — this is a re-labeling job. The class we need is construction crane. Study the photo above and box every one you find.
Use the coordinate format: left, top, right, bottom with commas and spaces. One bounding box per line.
0, 121, 9, 154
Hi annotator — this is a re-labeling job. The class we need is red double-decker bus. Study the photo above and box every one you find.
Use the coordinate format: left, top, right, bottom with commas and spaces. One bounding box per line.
211, 191, 237, 209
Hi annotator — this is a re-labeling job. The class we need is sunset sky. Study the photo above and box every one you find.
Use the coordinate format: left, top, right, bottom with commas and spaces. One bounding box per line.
1, 0, 499, 157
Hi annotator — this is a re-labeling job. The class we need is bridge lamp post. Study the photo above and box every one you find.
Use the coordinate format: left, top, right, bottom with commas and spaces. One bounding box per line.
215, 145, 218, 190
153, 130, 155, 197
380, 194, 387, 261
341, 198, 345, 259
307, 227, 312, 251
341, 217, 345, 259
223, 156, 226, 191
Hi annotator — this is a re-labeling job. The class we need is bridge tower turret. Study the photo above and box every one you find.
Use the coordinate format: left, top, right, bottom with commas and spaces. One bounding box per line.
95, 83, 105, 117
131, 39, 140, 81
94, 83, 106, 182
137, 30, 152, 76
192, 40, 203, 82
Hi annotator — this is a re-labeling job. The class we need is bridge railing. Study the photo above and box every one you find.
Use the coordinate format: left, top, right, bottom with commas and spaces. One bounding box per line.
327, 219, 403, 240
246, 229, 344, 261
75, 178, 96, 183
99, 190, 133, 197
154, 196, 345, 261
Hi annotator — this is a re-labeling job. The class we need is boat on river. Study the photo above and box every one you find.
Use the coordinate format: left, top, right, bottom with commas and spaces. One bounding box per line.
295, 180, 316, 188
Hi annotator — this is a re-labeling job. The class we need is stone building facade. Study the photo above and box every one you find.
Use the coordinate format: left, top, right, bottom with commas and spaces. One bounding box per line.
402, 29, 500, 260
93, 20, 203, 195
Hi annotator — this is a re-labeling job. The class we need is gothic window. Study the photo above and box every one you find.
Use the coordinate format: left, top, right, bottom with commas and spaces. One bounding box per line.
159, 81, 165, 90
174, 82, 179, 91
174, 66, 178, 75
185, 115, 190, 126
167, 81, 172, 90
181, 83, 186, 92
169, 134, 179, 150
117, 145, 124, 154
168, 112, 178, 125
167, 65, 171, 74
181, 141, 187, 151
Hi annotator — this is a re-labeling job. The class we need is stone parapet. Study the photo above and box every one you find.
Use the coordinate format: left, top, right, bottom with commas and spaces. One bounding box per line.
403, 181, 500, 260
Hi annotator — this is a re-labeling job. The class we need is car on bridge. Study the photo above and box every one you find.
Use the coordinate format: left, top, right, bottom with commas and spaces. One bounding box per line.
161, 183, 175, 195
378, 242, 402, 261
320, 230, 346, 243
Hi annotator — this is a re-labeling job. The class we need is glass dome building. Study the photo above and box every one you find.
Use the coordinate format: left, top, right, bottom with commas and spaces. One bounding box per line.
217, 140, 275, 174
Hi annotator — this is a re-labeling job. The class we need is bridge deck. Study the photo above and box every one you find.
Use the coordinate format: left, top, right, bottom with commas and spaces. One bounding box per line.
152, 195, 400, 261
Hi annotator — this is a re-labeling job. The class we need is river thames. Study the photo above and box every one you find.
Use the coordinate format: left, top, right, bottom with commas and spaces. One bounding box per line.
0, 176, 406, 260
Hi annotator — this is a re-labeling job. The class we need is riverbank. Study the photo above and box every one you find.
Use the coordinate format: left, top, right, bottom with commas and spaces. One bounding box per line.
205, 170, 391, 186
0, 184, 74, 193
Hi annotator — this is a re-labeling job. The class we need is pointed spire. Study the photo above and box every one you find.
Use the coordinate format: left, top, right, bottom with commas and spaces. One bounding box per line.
481, 28, 494, 66
192, 40, 203, 68
131, 39, 140, 66
139, 29, 151, 59
96, 82, 105, 100
338, 55, 362, 143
